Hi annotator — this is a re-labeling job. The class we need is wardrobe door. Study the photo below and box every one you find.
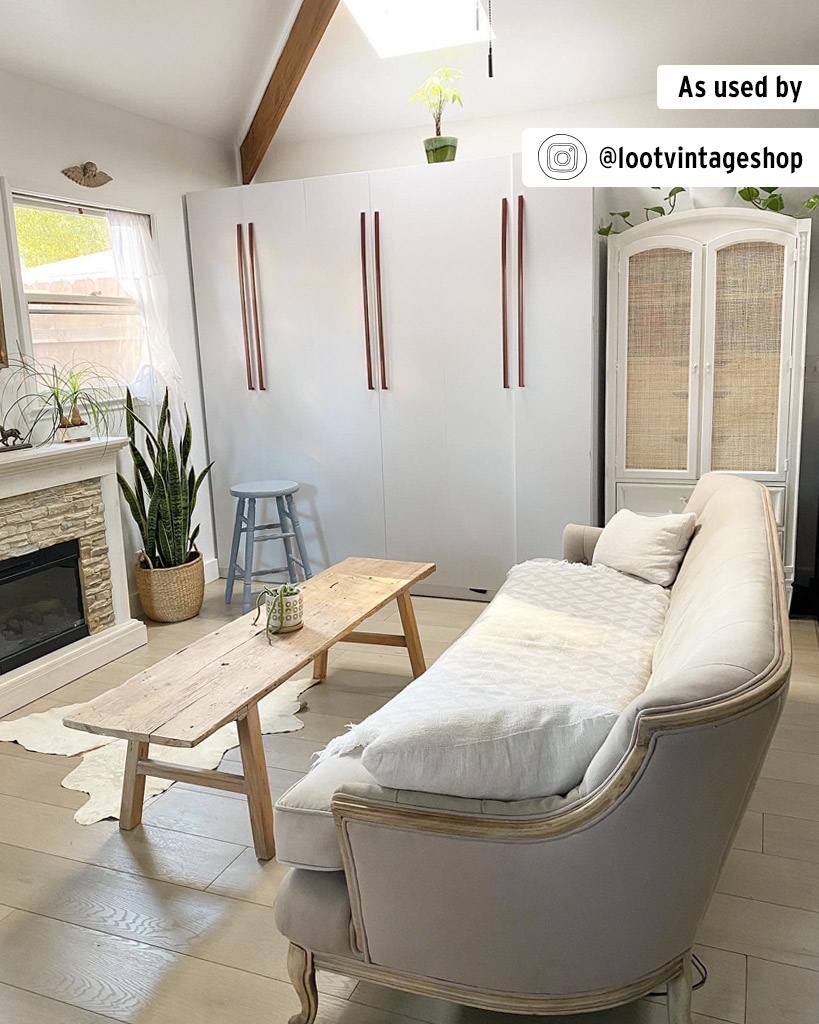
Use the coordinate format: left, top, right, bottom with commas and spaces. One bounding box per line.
303, 172, 386, 567
240, 179, 323, 571
186, 186, 259, 570
512, 168, 595, 559
369, 157, 515, 593
615, 238, 703, 481
701, 229, 795, 480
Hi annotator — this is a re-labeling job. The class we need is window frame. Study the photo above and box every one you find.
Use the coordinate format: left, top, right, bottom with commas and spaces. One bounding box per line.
10, 193, 153, 393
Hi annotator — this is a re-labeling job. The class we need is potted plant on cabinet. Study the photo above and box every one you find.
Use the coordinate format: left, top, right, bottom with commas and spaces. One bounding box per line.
411, 67, 464, 163
118, 388, 213, 622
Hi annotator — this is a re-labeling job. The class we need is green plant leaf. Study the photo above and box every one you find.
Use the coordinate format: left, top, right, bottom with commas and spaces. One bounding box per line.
804, 195, 819, 210
667, 187, 686, 197
645, 206, 666, 215
597, 224, 613, 235
760, 187, 780, 194
738, 187, 759, 201
762, 194, 785, 211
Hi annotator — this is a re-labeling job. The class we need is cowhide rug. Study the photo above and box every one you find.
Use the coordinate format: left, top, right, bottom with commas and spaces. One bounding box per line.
0, 675, 315, 824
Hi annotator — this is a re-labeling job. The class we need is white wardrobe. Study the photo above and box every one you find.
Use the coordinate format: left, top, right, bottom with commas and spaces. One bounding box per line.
605, 208, 810, 587
186, 156, 596, 598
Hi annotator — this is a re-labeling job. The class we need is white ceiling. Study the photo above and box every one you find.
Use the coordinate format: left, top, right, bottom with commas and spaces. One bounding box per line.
0, 0, 299, 141
276, 0, 819, 143
0, 1, 817, 149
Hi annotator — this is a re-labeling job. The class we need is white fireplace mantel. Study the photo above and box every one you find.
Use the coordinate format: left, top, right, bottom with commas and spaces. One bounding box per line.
0, 437, 147, 716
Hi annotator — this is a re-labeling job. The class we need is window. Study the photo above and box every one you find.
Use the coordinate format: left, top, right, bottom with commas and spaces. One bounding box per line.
13, 200, 147, 382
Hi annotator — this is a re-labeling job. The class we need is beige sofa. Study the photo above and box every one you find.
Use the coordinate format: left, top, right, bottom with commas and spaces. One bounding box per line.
273, 473, 790, 1024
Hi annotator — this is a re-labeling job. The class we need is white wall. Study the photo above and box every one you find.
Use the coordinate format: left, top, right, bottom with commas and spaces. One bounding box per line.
258, 90, 819, 588
257, 90, 819, 181
0, 68, 237, 580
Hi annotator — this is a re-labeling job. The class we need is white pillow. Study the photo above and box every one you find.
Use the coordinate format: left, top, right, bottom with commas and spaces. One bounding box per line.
592, 508, 696, 586
360, 700, 619, 800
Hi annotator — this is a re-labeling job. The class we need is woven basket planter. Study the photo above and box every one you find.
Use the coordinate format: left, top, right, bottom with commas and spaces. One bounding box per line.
135, 551, 205, 623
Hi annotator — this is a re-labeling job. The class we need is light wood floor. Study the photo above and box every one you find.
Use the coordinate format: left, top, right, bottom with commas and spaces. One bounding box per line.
0, 583, 817, 1024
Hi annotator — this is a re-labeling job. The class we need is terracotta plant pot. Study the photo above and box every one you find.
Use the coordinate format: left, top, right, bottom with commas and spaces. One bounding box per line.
264, 586, 304, 635
134, 551, 205, 622
424, 136, 458, 163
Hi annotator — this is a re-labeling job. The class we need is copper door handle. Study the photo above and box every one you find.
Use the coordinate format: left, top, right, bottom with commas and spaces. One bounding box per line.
360, 212, 375, 390
517, 194, 525, 388
501, 197, 510, 389
374, 210, 388, 390
236, 223, 254, 390
247, 222, 265, 391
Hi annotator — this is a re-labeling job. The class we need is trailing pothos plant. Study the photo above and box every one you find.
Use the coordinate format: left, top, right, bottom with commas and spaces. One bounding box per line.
598, 187, 686, 235
737, 187, 819, 214
117, 388, 213, 569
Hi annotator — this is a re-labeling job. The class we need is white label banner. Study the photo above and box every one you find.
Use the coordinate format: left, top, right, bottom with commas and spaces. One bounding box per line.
658, 65, 819, 109
521, 128, 819, 187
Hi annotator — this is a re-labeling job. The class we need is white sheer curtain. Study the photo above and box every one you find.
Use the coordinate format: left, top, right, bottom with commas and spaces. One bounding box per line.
108, 210, 186, 434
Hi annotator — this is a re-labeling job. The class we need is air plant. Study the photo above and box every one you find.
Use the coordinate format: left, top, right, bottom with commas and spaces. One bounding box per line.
0, 357, 119, 442
254, 583, 303, 638
117, 388, 213, 569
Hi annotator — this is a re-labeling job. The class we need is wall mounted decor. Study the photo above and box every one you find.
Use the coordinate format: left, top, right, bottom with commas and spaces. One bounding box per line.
61, 162, 113, 188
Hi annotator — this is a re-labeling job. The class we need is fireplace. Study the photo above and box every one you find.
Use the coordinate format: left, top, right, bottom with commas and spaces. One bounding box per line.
0, 539, 89, 673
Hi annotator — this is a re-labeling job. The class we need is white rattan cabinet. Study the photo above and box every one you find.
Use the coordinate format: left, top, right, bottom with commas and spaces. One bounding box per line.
605, 208, 811, 587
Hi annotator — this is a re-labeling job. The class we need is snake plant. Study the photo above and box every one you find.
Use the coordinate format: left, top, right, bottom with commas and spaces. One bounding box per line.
253, 583, 302, 637
117, 388, 213, 569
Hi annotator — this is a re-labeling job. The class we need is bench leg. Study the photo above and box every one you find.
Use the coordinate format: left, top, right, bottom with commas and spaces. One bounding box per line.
313, 650, 328, 681
120, 739, 149, 830
237, 703, 276, 860
287, 944, 318, 1024
397, 590, 426, 678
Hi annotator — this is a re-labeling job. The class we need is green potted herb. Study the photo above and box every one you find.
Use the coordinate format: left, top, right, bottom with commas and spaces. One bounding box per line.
118, 388, 213, 622
254, 582, 304, 637
411, 67, 464, 163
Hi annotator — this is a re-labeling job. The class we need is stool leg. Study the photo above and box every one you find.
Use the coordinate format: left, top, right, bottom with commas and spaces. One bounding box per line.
286, 494, 313, 579
276, 495, 299, 585
242, 497, 256, 614
225, 497, 245, 604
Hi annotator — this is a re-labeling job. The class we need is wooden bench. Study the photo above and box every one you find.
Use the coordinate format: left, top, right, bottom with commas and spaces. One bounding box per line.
63, 557, 435, 860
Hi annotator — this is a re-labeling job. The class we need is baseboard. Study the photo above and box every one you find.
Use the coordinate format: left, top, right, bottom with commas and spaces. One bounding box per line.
0, 619, 148, 717
204, 556, 220, 584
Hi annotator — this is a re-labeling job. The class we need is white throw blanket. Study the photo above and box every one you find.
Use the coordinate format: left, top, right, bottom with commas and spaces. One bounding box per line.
317, 560, 670, 763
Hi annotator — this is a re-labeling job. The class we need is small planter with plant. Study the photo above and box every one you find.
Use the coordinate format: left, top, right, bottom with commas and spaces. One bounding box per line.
118, 388, 213, 622
0, 358, 119, 443
411, 67, 464, 163
254, 582, 304, 638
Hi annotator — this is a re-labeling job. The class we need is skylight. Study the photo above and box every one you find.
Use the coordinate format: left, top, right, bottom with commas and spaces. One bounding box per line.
345, 0, 491, 59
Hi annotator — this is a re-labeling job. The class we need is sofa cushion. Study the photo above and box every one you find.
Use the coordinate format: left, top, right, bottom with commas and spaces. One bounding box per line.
274, 868, 361, 958
317, 559, 670, 765
361, 699, 619, 799
275, 753, 376, 870
592, 508, 697, 586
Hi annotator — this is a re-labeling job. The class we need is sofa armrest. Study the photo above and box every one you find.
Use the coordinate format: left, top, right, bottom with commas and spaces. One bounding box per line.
562, 524, 603, 564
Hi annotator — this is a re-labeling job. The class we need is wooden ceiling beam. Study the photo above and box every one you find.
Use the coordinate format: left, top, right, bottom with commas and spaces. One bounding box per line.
240, 0, 340, 184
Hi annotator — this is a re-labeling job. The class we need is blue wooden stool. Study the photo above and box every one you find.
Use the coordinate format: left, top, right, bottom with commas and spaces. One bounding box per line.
225, 480, 313, 613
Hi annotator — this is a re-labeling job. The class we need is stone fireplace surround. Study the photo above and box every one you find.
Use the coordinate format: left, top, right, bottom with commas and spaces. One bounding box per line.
0, 438, 146, 716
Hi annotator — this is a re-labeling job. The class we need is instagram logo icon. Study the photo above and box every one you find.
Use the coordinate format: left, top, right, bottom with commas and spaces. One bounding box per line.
538, 134, 587, 179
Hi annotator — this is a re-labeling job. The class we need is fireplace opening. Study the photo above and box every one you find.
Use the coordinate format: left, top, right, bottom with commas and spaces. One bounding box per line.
0, 539, 89, 673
